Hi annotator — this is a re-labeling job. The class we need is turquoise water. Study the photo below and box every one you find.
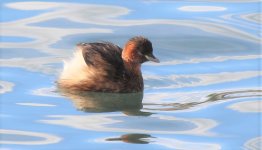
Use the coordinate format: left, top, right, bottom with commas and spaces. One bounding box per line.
0, 0, 261, 149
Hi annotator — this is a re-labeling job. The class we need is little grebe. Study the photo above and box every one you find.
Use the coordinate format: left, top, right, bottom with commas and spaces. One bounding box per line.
58, 36, 159, 93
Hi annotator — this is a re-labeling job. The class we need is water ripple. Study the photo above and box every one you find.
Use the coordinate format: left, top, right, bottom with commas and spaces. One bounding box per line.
143, 89, 262, 112
227, 100, 261, 113
40, 114, 217, 136
244, 137, 262, 150
0, 129, 62, 145
0, 81, 14, 94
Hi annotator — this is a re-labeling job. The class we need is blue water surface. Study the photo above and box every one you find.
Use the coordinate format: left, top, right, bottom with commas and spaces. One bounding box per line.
0, 0, 261, 150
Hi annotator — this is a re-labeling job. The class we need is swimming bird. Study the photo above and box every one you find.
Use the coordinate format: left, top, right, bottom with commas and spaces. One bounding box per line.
58, 36, 159, 93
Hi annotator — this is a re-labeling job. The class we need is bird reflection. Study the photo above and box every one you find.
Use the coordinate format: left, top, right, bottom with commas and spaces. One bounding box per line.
106, 133, 154, 144
58, 88, 152, 116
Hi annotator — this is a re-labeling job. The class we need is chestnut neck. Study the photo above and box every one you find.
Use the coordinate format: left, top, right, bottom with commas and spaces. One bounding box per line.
121, 41, 144, 92
122, 43, 142, 76
122, 51, 143, 92
123, 61, 141, 76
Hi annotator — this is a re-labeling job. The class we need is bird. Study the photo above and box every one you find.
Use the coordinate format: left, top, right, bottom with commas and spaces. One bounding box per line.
57, 36, 159, 93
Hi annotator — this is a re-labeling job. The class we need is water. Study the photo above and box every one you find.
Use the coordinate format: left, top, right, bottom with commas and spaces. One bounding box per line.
0, 0, 261, 150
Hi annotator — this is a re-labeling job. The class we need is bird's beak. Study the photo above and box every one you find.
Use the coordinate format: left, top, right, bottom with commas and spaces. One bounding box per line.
145, 53, 160, 63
